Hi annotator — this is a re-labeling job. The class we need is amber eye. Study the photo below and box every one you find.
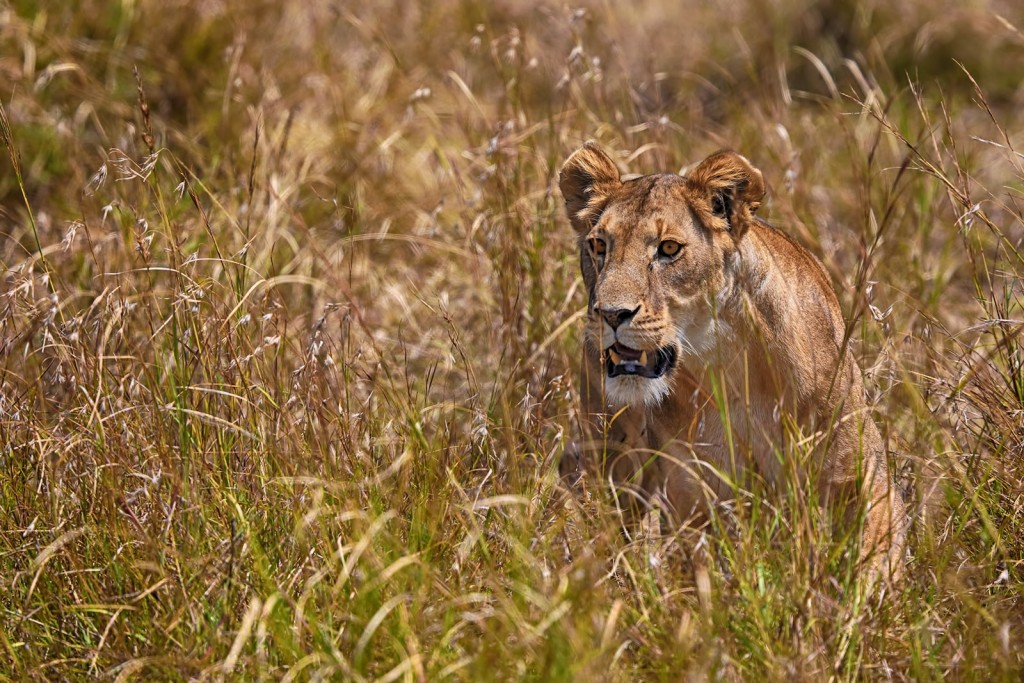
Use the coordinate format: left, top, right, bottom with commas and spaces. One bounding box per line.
658, 240, 682, 258
590, 238, 607, 256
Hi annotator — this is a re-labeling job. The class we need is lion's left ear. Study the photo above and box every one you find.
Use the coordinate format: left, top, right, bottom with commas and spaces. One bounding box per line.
687, 150, 765, 238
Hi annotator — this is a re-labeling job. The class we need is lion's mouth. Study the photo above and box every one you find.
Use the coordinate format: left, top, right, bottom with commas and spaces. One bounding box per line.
604, 342, 676, 379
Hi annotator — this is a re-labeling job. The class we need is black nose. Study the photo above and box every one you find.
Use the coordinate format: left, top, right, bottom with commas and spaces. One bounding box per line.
596, 305, 640, 329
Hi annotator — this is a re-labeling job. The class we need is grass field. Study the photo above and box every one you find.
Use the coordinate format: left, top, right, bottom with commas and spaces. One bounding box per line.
1, 1, 1023, 680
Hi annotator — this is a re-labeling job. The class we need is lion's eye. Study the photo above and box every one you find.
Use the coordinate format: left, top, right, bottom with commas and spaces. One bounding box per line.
658, 240, 682, 258
590, 239, 607, 257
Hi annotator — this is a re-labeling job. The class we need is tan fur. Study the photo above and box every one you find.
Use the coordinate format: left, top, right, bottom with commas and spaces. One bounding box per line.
559, 142, 906, 583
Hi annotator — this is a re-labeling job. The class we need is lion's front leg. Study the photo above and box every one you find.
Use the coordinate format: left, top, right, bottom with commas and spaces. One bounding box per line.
859, 471, 908, 583
658, 452, 718, 531
821, 444, 907, 585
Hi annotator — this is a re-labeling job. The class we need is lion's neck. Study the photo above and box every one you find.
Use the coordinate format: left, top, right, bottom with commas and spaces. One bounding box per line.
729, 224, 800, 342
677, 224, 804, 397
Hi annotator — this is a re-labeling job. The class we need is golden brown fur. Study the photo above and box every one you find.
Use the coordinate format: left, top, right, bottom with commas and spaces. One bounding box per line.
559, 142, 906, 582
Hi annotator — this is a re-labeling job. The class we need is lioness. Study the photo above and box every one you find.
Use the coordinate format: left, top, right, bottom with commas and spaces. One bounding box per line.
559, 142, 905, 581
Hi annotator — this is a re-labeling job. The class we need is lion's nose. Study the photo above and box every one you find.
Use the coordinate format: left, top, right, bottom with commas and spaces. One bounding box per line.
596, 305, 640, 330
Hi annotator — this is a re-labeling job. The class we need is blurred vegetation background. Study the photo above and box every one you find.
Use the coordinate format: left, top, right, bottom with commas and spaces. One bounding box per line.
1, 0, 1023, 680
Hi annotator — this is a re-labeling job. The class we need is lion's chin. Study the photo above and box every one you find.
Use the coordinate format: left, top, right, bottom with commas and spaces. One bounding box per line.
604, 375, 671, 409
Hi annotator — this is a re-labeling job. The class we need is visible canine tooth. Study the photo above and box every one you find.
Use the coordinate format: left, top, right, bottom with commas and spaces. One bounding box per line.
609, 349, 623, 364
639, 350, 648, 365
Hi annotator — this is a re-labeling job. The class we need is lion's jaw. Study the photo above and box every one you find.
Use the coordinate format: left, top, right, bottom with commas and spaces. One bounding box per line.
597, 338, 679, 409
585, 318, 682, 408
604, 372, 672, 408
595, 312, 732, 410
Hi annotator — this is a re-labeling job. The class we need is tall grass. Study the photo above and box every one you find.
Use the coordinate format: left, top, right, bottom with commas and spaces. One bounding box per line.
1, 1, 1022, 679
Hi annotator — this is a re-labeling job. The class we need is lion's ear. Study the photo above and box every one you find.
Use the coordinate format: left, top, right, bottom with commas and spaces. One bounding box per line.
687, 150, 765, 237
559, 142, 622, 234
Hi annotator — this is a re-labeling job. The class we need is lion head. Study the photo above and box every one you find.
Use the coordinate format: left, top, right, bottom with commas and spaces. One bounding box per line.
559, 142, 766, 408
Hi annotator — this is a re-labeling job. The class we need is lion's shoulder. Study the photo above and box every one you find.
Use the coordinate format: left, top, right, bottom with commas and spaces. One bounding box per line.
749, 219, 839, 305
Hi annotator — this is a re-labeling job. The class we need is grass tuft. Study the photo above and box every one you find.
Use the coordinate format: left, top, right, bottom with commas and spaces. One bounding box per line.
1, 1, 1023, 680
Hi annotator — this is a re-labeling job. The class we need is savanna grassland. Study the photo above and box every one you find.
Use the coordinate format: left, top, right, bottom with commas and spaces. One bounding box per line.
1, 1, 1024, 680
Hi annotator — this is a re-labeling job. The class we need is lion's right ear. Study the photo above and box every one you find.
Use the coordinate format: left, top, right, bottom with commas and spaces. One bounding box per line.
559, 142, 621, 234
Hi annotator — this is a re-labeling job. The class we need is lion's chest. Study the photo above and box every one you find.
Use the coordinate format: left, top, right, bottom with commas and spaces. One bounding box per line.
643, 370, 788, 512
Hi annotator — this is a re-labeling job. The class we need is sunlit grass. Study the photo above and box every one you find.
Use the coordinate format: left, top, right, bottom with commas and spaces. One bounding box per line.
0, 1, 1022, 680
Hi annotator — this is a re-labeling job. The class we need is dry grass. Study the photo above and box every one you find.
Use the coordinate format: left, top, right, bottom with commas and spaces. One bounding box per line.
1, 0, 1023, 680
